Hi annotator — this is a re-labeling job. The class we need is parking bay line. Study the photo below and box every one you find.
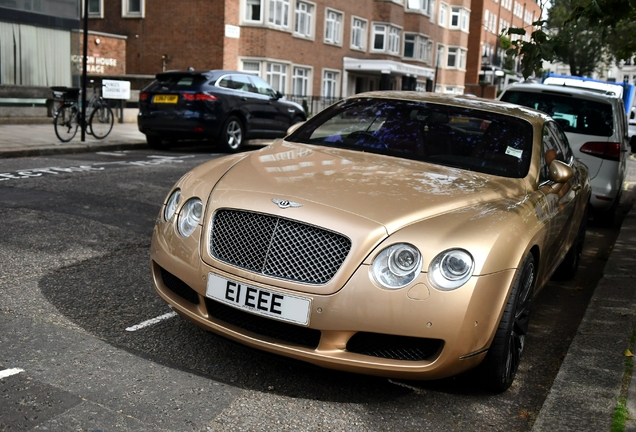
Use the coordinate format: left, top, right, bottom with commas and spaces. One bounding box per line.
0, 368, 25, 379
125, 312, 178, 332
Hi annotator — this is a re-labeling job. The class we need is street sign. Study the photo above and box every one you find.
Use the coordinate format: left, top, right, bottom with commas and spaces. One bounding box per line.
102, 80, 131, 100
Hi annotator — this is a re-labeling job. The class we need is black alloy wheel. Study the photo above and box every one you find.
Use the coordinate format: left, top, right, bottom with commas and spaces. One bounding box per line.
481, 253, 536, 393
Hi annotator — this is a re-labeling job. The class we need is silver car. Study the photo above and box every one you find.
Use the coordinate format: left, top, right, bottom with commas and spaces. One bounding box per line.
500, 83, 628, 224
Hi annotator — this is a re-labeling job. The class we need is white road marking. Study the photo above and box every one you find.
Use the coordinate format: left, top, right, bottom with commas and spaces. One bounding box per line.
96, 151, 128, 156
0, 368, 25, 379
387, 379, 424, 394
125, 312, 178, 332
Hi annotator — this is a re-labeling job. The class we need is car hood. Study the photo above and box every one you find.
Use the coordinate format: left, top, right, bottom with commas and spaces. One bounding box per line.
212, 140, 526, 234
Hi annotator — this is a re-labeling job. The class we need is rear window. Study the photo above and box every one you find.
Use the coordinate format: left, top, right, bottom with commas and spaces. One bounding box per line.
152, 74, 208, 89
287, 98, 534, 178
501, 90, 614, 137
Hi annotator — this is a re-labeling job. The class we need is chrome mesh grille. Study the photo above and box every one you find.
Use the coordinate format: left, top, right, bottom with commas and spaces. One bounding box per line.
210, 209, 351, 284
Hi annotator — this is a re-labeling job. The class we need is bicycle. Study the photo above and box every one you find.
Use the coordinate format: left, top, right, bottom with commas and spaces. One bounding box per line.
51, 80, 114, 142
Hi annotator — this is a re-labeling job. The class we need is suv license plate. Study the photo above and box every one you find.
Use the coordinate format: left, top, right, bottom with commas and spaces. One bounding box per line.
153, 94, 178, 104
206, 273, 311, 326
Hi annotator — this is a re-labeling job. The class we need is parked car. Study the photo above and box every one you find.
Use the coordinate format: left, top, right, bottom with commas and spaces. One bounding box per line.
150, 92, 590, 392
500, 83, 628, 224
137, 70, 307, 152
629, 107, 636, 153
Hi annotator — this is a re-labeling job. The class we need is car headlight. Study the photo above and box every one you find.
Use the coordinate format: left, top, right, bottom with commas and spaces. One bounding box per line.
177, 198, 203, 237
429, 249, 474, 290
371, 243, 422, 289
164, 189, 181, 222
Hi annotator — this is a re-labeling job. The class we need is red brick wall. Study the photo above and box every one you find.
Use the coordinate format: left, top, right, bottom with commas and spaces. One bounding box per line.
78, 32, 126, 75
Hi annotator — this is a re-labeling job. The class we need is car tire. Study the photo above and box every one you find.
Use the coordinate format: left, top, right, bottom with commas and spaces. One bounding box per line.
220, 115, 245, 153
480, 253, 536, 393
147, 134, 170, 150
553, 207, 587, 281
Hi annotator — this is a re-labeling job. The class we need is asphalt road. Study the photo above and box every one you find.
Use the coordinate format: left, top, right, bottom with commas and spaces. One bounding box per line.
0, 148, 634, 431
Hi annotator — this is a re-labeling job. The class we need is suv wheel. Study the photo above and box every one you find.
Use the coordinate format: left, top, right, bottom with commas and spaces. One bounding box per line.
221, 115, 244, 152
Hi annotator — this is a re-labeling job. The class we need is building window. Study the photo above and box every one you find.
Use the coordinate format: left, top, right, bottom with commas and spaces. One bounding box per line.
461, 9, 469, 31
245, 0, 263, 22
292, 67, 310, 96
266, 62, 287, 93
436, 44, 445, 67
87, 0, 102, 17
294, 1, 313, 37
372, 24, 400, 54
438, 3, 447, 27
388, 27, 400, 54
322, 70, 339, 98
406, 0, 431, 15
450, 7, 460, 28
447, 47, 458, 67
242, 60, 262, 75
404, 34, 416, 58
122, 0, 144, 18
324, 9, 343, 45
351, 17, 367, 50
268, 0, 290, 28
404, 34, 429, 61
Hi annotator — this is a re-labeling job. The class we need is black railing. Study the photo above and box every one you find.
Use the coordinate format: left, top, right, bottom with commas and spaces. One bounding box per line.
284, 95, 341, 117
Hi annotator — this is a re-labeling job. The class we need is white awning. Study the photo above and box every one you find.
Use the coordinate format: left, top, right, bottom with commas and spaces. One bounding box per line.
343, 57, 435, 80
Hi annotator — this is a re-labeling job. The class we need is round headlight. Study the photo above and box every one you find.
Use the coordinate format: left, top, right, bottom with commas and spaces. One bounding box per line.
177, 198, 203, 237
164, 189, 181, 222
429, 249, 474, 290
371, 243, 422, 289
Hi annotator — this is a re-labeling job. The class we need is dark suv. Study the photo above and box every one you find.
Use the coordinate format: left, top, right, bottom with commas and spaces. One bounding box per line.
138, 70, 307, 152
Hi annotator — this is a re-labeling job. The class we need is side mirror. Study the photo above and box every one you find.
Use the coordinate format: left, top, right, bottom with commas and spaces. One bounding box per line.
286, 121, 305, 136
548, 159, 574, 183
273, 90, 283, 100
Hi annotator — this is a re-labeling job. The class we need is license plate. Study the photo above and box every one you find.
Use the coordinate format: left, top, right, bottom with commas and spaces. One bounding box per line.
153, 94, 178, 104
206, 274, 311, 326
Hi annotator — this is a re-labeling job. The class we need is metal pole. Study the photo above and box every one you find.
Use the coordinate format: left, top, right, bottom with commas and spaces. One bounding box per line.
80, 0, 89, 141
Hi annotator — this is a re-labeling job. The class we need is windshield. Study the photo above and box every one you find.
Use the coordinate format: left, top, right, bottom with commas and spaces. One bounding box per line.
287, 98, 534, 178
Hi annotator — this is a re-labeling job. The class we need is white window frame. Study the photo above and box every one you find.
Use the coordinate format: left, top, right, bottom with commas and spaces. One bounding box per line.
447, 47, 458, 68
388, 26, 401, 54
461, 9, 470, 31
87, 0, 103, 18
406, 0, 431, 15
438, 3, 447, 27
459, 48, 467, 70
322, 69, 340, 98
292, 66, 312, 96
436, 44, 445, 68
294, 1, 314, 38
372, 24, 387, 51
350, 17, 368, 51
241, 60, 262, 75
429, 0, 436, 21
403, 33, 416, 59
268, 0, 290, 28
122, 0, 144, 18
266, 62, 288, 93
324, 8, 343, 46
450, 7, 460, 29
244, 0, 264, 23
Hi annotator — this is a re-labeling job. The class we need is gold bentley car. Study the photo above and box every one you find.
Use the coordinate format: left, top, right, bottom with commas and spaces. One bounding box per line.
150, 92, 590, 392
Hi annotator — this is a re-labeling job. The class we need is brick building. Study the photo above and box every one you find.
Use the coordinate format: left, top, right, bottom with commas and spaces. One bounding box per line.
465, 0, 542, 89
88, 0, 473, 98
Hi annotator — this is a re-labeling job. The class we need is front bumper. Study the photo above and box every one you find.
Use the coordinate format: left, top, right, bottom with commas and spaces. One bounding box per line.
150, 228, 517, 380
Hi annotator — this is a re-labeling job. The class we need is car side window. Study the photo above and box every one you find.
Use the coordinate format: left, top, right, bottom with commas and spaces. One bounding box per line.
249, 76, 277, 97
540, 124, 565, 183
218, 75, 256, 93
546, 121, 573, 163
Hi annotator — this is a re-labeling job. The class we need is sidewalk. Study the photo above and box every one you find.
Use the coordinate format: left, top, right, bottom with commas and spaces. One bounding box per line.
1, 121, 635, 431
0, 122, 147, 159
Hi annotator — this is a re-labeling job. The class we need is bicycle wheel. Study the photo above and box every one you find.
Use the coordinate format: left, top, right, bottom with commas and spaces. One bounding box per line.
89, 105, 114, 139
53, 104, 79, 142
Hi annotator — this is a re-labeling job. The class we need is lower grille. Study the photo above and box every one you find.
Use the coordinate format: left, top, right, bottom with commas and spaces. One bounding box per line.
160, 267, 200, 305
205, 298, 321, 349
346, 332, 442, 361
